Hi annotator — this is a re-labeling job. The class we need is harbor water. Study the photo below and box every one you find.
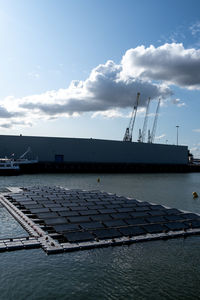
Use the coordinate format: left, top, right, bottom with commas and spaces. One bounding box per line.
1, 173, 200, 299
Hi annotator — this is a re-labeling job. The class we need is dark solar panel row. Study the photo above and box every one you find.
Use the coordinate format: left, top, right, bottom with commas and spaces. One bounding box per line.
6, 186, 200, 245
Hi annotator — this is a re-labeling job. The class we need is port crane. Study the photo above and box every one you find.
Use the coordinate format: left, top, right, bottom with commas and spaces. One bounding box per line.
141, 97, 151, 142
149, 98, 161, 143
123, 92, 140, 142
138, 97, 151, 143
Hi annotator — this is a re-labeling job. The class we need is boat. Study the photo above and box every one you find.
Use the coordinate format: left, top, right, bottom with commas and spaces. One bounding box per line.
0, 158, 20, 175
0, 147, 38, 175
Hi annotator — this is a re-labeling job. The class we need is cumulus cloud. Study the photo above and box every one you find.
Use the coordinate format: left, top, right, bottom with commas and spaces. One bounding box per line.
172, 98, 186, 107
28, 71, 40, 79
92, 109, 127, 119
0, 120, 32, 129
0, 106, 24, 118
155, 134, 166, 140
190, 22, 200, 36
0, 106, 26, 128
19, 60, 171, 117
121, 43, 200, 89
190, 147, 198, 152
1, 42, 200, 129
190, 142, 200, 157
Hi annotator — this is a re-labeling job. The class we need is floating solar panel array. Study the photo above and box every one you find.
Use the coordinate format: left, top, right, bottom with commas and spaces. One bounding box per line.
3, 186, 200, 254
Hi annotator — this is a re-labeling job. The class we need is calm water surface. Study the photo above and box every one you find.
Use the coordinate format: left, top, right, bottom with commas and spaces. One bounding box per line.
0, 173, 200, 299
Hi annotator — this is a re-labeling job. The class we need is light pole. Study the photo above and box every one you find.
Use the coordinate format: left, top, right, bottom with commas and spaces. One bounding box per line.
176, 125, 179, 146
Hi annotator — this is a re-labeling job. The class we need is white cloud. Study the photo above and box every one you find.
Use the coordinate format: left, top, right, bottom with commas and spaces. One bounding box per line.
15, 60, 171, 119
0, 120, 32, 129
92, 109, 126, 119
190, 147, 199, 152
2, 42, 200, 129
0, 106, 21, 118
28, 71, 40, 79
172, 98, 186, 107
155, 134, 166, 140
121, 43, 200, 89
193, 129, 200, 133
190, 22, 200, 36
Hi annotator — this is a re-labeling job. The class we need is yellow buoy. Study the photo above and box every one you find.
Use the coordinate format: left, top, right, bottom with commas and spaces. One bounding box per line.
97, 178, 100, 183
193, 192, 198, 198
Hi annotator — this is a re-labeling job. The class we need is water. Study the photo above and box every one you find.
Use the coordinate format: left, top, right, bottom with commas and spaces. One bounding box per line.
0, 173, 200, 299
0, 207, 28, 239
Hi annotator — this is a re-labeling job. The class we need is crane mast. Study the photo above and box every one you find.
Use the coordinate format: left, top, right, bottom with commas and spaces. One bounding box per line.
19, 147, 31, 159
141, 97, 150, 143
149, 98, 161, 143
123, 92, 140, 142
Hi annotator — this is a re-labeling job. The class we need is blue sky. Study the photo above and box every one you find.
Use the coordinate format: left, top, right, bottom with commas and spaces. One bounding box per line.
1, 0, 200, 156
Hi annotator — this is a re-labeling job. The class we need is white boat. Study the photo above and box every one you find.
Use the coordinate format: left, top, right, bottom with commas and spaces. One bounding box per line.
0, 158, 20, 175
0, 147, 38, 175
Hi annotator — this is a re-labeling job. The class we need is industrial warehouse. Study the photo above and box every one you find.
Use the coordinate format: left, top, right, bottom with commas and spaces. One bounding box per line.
0, 134, 189, 173
0, 93, 192, 173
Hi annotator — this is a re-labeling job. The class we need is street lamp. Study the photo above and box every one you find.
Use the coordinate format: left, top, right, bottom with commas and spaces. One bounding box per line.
176, 125, 179, 146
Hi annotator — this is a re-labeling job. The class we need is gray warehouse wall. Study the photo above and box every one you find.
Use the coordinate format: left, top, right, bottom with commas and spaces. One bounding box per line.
0, 135, 188, 165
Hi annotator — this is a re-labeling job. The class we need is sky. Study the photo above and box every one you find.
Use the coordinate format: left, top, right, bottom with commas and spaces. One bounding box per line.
1, 0, 200, 156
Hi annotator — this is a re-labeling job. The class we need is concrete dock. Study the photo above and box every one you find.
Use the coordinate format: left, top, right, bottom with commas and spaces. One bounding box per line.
1, 186, 200, 254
